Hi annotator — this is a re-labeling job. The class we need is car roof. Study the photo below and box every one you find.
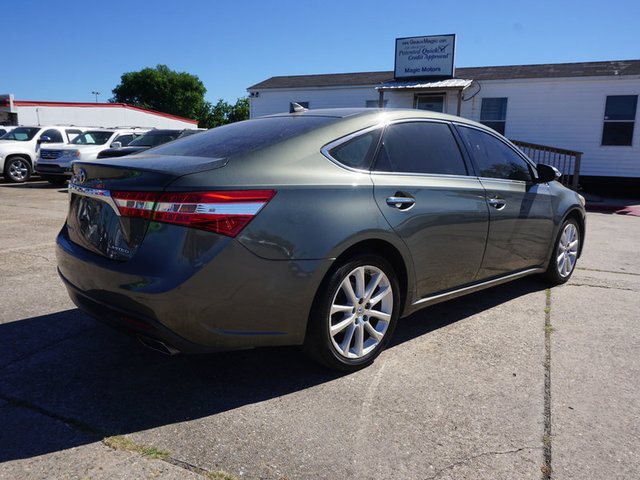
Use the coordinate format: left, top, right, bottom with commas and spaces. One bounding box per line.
261, 107, 490, 132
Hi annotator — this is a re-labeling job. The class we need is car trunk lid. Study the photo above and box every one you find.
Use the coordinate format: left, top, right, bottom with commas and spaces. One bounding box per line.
65, 156, 227, 260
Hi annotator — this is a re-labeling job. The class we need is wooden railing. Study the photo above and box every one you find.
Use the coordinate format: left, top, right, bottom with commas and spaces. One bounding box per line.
510, 140, 582, 191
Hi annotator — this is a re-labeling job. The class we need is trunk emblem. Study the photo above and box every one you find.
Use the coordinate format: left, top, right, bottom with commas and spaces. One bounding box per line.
76, 168, 87, 185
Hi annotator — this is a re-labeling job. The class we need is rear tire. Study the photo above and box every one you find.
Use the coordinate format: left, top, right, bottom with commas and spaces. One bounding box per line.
4, 156, 31, 183
304, 254, 400, 372
543, 218, 580, 284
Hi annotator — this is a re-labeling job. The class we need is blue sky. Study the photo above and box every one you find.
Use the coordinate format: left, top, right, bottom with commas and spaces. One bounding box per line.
4, 0, 639, 108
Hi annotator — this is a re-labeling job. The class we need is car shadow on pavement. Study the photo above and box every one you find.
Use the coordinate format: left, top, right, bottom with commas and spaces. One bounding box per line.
0, 277, 545, 463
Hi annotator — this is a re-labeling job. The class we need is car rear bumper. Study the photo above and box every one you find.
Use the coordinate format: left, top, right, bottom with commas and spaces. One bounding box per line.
56, 224, 333, 351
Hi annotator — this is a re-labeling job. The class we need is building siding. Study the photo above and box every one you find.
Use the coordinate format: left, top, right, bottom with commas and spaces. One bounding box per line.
249, 75, 640, 178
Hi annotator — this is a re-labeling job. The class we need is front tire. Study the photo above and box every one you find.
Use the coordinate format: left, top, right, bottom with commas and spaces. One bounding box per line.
4, 156, 32, 183
543, 218, 580, 284
304, 254, 400, 372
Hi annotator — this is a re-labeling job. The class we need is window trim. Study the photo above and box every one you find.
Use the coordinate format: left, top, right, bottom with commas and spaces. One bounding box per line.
323, 118, 474, 179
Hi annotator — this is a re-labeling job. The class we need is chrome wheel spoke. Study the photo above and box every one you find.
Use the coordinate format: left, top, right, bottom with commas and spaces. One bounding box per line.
354, 324, 364, 357
330, 304, 353, 315
369, 285, 391, 308
364, 321, 384, 341
330, 315, 355, 335
354, 267, 366, 299
339, 323, 356, 355
363, 272, 382, 302
341, 278, 359, 305
365, 309, 390, 323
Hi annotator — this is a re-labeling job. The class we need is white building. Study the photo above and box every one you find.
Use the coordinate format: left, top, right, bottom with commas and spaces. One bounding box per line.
0, 96, 198, 129
247, 60, 640, 189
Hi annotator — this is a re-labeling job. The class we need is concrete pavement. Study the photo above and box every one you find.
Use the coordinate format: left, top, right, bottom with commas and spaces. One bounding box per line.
0, 180, 638, 479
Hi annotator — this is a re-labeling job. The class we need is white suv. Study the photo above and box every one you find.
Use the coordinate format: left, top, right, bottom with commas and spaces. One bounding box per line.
0, 126, 84, 183
36, 128, 148, 184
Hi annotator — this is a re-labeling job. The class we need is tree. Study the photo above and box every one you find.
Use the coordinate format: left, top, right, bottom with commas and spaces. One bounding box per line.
112, 64, 249, 128
111, 64, 207, 121
197, 98, 250, 129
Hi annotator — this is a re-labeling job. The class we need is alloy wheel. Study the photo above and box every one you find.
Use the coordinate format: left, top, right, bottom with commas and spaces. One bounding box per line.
328, 265, 393, 359
556, 223, 579, 278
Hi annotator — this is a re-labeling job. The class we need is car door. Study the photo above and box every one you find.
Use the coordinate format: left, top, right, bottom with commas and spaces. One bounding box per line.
370, 120, 489, 299
455, 125, 554, 279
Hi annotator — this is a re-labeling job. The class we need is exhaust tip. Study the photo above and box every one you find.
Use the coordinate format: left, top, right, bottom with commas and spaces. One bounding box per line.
137, 335, 180, 356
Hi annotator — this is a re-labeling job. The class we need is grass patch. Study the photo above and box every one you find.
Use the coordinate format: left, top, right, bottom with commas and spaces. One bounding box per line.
543, 324, 555, 333
206, 471, 237, 480
103, 435, 169, 460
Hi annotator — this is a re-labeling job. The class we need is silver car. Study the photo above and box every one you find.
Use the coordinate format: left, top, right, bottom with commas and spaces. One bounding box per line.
56, 108, 585, 371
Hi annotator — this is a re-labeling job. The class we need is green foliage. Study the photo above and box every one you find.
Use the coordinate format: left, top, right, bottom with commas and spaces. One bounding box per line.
111, 64, 249, 129
111, 65, 207, 121
198, 97, 250, 129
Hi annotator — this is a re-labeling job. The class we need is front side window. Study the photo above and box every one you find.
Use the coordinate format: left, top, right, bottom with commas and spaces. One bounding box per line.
602, 95, 637, 146
72, 131, 114, 145
480, 98, 508, 135
129, 132, 180, 147
458, 126, 531, 182
374, 121, 467, 176
1, 127, 40, 141
40, 129, 64, 143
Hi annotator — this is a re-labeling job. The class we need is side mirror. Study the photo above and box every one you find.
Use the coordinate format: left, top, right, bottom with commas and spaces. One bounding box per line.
37, 136, 52, 144
536, 163, 561, 183
111, 141, 122, 149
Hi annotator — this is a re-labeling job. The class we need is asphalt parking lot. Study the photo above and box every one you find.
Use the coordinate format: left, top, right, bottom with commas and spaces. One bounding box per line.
0, 179, 638, 480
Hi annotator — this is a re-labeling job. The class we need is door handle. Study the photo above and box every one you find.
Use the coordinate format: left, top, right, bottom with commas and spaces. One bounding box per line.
386, 196, 415, 210
488, 196, 507, 210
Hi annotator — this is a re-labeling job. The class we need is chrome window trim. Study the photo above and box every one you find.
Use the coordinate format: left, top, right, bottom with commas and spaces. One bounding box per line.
322, 118, 473, 179
320, 123, 386, 174
68, 183, 122, 217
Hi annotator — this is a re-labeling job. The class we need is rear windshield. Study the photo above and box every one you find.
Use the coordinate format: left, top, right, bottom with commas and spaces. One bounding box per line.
129, 132, 180, 147
148, 116, 337, 159
1, 127, 40, 141
72, 131, 114, 145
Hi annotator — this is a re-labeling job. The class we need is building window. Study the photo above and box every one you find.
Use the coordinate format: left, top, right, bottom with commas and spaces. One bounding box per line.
480, 98, 508, 135
366, 100, 388, 108
602, 95, 637, 146
414, 94, 444, 112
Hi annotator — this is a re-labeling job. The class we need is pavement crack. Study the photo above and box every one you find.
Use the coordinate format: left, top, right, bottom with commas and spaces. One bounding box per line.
424, 447, 541, 479
564, 283, 636, 292
542, 288, 553, 479
0, 391, 106, 439
576, 267, 640, 277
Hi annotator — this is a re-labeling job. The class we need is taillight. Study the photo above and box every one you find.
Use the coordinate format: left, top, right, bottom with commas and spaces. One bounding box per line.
112, 191, 159, 219
111, 190, 276, 237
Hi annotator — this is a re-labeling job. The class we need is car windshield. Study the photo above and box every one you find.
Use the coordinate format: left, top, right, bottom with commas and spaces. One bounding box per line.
149, 117, 338, 159
128, 132, 180, 147
72, 131, 114, 145
0, 127, 40, 141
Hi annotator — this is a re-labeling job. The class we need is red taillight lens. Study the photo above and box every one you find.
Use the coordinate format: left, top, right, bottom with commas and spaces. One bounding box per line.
111, 191, 159, 219
111, 190, 276, 237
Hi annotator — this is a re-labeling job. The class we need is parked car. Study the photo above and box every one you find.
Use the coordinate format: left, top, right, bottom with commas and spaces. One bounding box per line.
36, 128, 148, 184
96, 129, 199, 159
56, 108, 586, 371
0, 125, 84, 182
0, 126, 16, 137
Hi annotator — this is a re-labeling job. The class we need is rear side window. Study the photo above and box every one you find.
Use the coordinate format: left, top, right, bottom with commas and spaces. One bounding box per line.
149, 116, 338, 159
328, 129, 381, 170
65, 129, 83, 142
374, 121, 468, 175
114, 134, 134, 146
40, 129, 64, 143
458, 126, 532, 182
